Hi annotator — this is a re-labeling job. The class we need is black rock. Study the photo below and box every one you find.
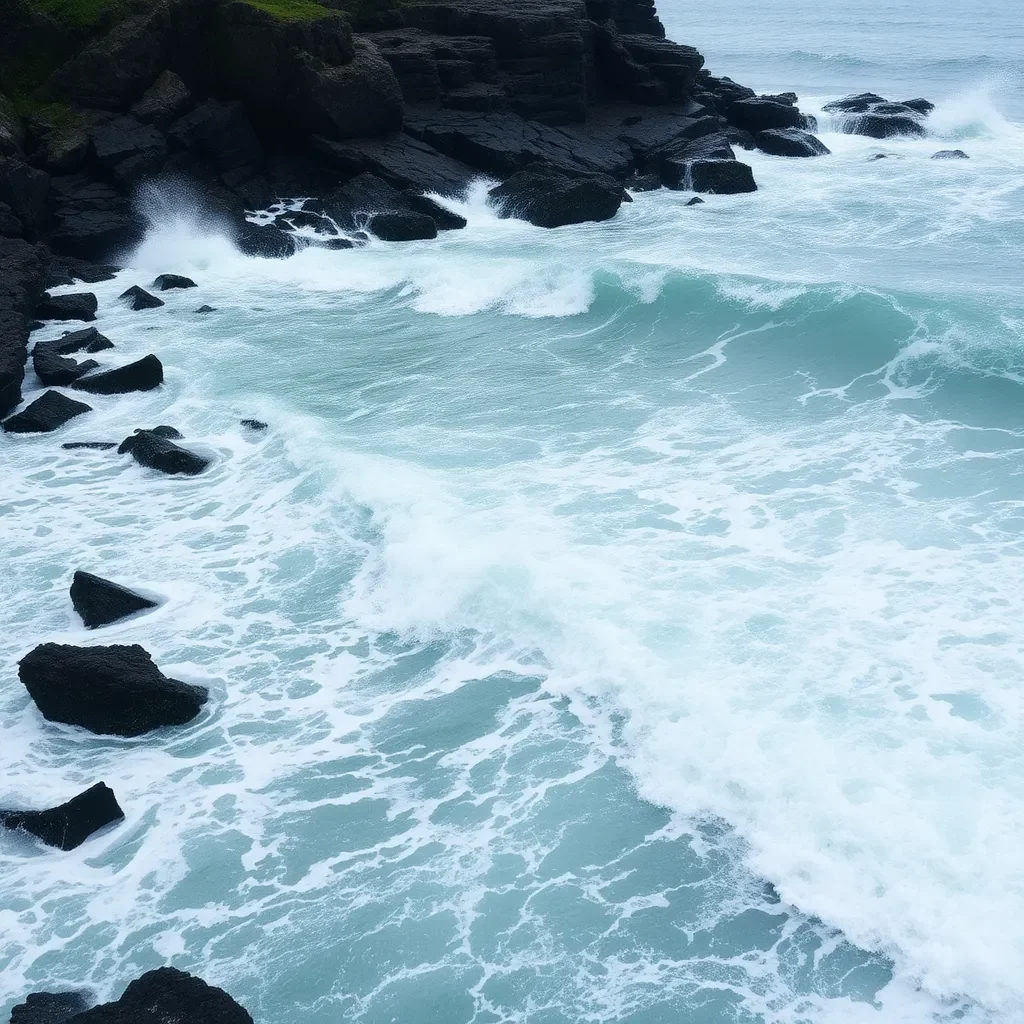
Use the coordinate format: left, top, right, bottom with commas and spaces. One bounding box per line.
822, 92, 888, 113
0, 783, 124, 851
3, 391, 92, 433
488, 164, 624, 229
119, 285, 164, 310
728, 97, 805, 133
35, 327, 114, 355
131, 71, 192, 129
237, 222, 296, 259
63, 441, 117, 450
33, 347, 99, 386
18, 643, 209, 737
756, 128, 831, 157
240, 418, 267, 430
315, 237, 355, 249
36, 293, 98, 322
400, 192, 467, 230
685, 196, 705, 205
274, 209, 329, 231
168, 100, 265, 178
367, 212, 438, 241
72, 355, 163, 395
65, 968, 253, 1024
688, 159, 757, 194
901, 97, 936, 115
119, 430, 210, 476
0, 200, 24, 237
90, 117, 168, 188
71, 570, 159, 628
628, 173, 662, 192
152, 274, 197, 291
847, 113, 926, 139
46, 258, 120, 287
195, 305, 217, 313
932, 149, 969, 160
9, 991, 91, 1024
147, 424, 182, 438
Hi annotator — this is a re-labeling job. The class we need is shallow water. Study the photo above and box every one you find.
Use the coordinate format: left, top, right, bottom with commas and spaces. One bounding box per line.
3, 2, 1024, 1022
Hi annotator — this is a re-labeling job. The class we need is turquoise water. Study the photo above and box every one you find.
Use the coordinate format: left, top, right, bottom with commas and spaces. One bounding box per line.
3, 3, 1024, 1022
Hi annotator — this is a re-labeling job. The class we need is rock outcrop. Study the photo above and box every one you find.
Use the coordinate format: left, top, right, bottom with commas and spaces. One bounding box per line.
3, 390, 92, 433
19, 642, 209, 736
119, 428, 210, 475
9, 991, 91, 1024
0, 782, 124, 850
70, 570, 159, 628
71, 354, 164, 394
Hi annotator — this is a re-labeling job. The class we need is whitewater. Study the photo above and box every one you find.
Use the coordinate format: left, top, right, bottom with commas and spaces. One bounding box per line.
3, 0, 1024, 1021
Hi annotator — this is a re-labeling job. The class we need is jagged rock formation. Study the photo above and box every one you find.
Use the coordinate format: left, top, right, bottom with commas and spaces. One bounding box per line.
0, 782, 124, 850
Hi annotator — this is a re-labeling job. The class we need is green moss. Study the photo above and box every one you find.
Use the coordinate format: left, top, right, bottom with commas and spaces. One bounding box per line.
239, 0, 334, 20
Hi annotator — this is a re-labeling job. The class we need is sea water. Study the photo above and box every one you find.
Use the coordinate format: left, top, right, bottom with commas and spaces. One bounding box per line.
2, 1, 1024, 1021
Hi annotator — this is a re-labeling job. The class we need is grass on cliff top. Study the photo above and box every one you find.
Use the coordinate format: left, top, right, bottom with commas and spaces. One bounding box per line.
241, 0, 335, 19
28, 0, 124, 28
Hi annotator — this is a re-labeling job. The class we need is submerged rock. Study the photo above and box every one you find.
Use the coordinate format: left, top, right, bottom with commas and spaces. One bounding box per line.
3, 391, 92, 433
685, 196, 705, 205
195, 305, 217, 313
756, 128, 830, 157
71, 355, 163, 395
241, 418, 267, 431
9, 991, 91, 1024
19, 643, 209, 737
119, 429, 210, 476
71, 570, 159, 629
489, 165, 624, 228
932, 149, 969, 159
119, 285, 164, 310
35, 293, 98, 322
848, 112, 926, 138
152, 273, 197, 291
65, 967, 253, 1024
237, 222, 296, 259
0, 783, 123, 851
62, 441, 117, 450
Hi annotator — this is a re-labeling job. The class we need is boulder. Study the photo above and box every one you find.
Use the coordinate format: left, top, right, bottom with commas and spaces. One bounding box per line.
36, 292, 98, 322
64, 968, 253, 1024
72, 354, 163, 394
688, 159, 757, 194
846, 112, 925, 138
3, 390, 91, 433
48, 181, 144, 260
119, 429, 210, 476
236, 222, 296, 259
33, 347, 99, 386
932, 149, 968, 159
367, 212, 438, 241
685, 196, 705, 205
0, 200, 24, 237
71, 570, 159, 628
901, 97, 935, 115
167, 101, 265, 179
727, 97, 805, 133
9, 991, 91, 1024
90, 117, 168, 188
657, 131, 735, 187
35, 326, 113, 355
295, 40, 404, 141
147, 424, 182, 438
131, 71, 192, 128
241, 418, 267, 430
119, 285, 164, 310
822, 92, 887, 113
488, 164, 624, 228
152, 273, 196, 290
0, 159, 50, 241
756, 128, 830, 157
46, 258, 119, 287
401, 192, 467, 230
0, 783, 123, 851
63, 441, 117, 450
18, 643, 208, 737
195, 304, 216, 313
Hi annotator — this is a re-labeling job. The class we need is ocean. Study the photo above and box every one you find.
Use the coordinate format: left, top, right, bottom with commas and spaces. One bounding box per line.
2, 0, 1024, 1021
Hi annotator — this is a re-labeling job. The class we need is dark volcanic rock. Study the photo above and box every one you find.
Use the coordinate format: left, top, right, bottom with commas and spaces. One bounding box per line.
685, 196, 705, 205
131, 71, 192, 128
195, 304, 216, 313
728, 97, 805, 133
902, 97, 935, 115
0, 200, 23, 237
0, 783, 123, 851
1, 237, 50, 417
168, 101, 265, 178
932, 149, 969, 159
66, 968, 253, 1024
0, 160, 50, 241
71, 570, 159, 628
63, 441, 117, 450
9, 991, 91, 1024
822, 92, 888, 113
241, 418, 267, 430
757, 128, 830, 157
488, 164, 624, 228
367, 212, 438, 241
46, 258, 119, 287
688, 159, 757, 194
148, 424, 183, 438
401, 192, 467, 230
36, 292, 98, 322
152, 273, 197, 290
18, 643, 208, 737
90, 117, 168, 188
3, 390, 92, 433
119, 429, 210, 476
237, 222, 297, 259
33, 347, 99, 386
35, 327, 114, 355
847, 112, 926, 139
119, 285, 164, 310
72, 355, 163, 394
